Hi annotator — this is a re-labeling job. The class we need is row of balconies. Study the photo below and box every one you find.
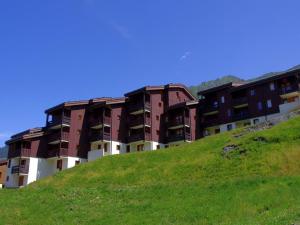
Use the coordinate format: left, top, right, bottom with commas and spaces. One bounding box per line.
11, 164, 29, 175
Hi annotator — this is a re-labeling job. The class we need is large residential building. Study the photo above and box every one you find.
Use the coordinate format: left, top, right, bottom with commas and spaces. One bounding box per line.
4, 69, 300, 188
5, 84, 196, 188
199, 69, 300, 136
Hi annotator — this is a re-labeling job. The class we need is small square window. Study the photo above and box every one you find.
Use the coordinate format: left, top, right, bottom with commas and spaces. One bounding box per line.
75, 160, 80, 165
227, 124, 233, 131
258, 102, 263, 111
221, 96, 225, 103
156, 145, 160, 149
156, 115, 159, 121
250, 90, 255, 96
116, 145, 120, 150
98, 144, 102, 149
126, 145, 130, 153
253, 119, 260, 125
270, 83, 275, 91
267, 99, 272, 108
158, 102, 162, 107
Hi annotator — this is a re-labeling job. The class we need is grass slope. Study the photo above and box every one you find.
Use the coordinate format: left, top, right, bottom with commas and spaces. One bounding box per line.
1, 118, 300, 225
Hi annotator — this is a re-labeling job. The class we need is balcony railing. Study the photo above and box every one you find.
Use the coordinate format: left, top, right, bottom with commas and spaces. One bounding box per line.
11, 164, 29, 174
90, 116, 111, 128
129, 116, 151, 127
232, 97, 248, 106
201, 103, 219, 114
167, 133, 191, 143
128, 102, 151, 113
46, 148, 69, 158
168, 117, 189, 127
279, 85, 299, 95
233, 112, 250, 121
90, 132, 111, 142
47, 116, 71, 127
128, 132, 151, 143
48, 132, 69, 143
8, 148, 31, 158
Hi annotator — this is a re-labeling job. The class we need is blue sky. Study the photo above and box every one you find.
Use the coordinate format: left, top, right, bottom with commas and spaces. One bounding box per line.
1, 0, 300, 146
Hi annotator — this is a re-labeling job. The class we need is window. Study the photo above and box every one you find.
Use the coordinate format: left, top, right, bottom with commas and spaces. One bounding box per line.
221, 96, 225, 103
176, 92, 180, 98
270, 82, 275, 91
8, 160, 11, 168
137, 144, 144, 152
258, 102, 263, 111
215, 128, 220, 134
97, 144, 102, 150
104, 143, 108, 152
227, 124, 233, 131
126, 145, 130, 153
156, 145, 160, 150
0, 172, 2, 179
6, 176, 9, 182
165, 145, 169, 148
75, 160, 80, 165
227, 109, 231, 117
250, 90, 255, 96
78, 114, 82, 120
116, 145, 120, 151
158, 102, 162, 107
20, 159, 26, 166
267, 99, 272, 108
57, 160, 63, 171
253, 119, 259, 125
156, 130, 160, 135
156, 115, 159, 121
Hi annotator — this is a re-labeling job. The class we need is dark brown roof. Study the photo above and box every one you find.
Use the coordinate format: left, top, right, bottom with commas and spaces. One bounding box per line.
197, 82, 243, 96
125, 83, 196, 100
45, 100, 89, 113
6, 128, 45, 145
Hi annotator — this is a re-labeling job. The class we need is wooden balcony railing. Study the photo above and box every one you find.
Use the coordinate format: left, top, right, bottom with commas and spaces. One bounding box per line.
128, 102, 151, 113
167, 133, 191, 143
128, 132, 151, 143
233, 112, 250, 121
201, 103, 219, 114
279, 85, 299, 95
232, 97, 248, 106
168, 117, 189, 127
47, 116, 71, 127
90, 116, 111, 127
48, 132, 69, 143
46, 148, 69, 158
11, 164, 29, 174
8, 148, 31, 159
129, 116, 151, 127
90, 132, 111, 142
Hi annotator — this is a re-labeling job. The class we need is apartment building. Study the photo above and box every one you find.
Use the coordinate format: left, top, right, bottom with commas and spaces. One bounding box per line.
5, 83, 196, 187
88, 97, 127, 161
199, 69, 300, 136
125, 84, 197, 152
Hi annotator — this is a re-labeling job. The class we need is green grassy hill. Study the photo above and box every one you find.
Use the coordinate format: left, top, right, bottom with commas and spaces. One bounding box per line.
1, 118, 300, 225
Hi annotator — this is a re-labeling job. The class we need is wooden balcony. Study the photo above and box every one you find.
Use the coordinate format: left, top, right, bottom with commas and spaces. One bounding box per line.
129, 116, 151, 128
128, 132, 151, 143
168, 117, 189, 128
46, 148, 69, 158
47, 116, 71, 128
167, 133, 191, 143
233, 111, 250, 121
201, 103, 219, 114
128, 102, 151, 114
90, 132, 111, 142
279, 85, 299, 96
8, 148, 31, 159
90, 116, 111, 128
11, 164, 29, 174
48, 132, 69, 144
232, 97, 248, 107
